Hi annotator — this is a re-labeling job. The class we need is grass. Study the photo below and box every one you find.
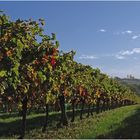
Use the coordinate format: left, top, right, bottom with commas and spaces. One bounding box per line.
0, 105, 140, 139
80, 105, 140, 139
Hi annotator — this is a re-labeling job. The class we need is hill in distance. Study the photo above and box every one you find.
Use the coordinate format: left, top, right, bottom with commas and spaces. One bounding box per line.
114, 76, 140, 96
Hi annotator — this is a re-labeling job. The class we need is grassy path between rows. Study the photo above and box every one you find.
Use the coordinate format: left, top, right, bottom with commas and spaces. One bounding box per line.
0, 105, 140, 138
80, 104, 140, 139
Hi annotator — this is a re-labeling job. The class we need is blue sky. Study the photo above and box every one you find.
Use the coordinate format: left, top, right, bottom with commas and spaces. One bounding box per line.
1, 1, 140, 78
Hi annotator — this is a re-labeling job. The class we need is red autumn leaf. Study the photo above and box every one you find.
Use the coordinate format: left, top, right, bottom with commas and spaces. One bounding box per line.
34, 59, 39, 65
51, 57, 56, 66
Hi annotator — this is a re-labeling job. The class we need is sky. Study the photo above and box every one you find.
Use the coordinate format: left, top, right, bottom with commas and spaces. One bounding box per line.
1, 1, 140, 78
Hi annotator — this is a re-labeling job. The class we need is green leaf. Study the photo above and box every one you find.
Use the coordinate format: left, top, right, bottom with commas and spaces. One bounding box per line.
38, 71, 46, 83
0, 70, 7, 77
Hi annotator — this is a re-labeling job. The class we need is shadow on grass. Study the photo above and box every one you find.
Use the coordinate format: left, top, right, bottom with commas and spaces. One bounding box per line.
0, 114, 44, 138
0, 108, 91, 138
96, 107, 140, 139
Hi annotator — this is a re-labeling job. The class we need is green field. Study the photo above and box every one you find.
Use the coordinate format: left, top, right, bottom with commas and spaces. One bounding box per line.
1, 105, 140, 139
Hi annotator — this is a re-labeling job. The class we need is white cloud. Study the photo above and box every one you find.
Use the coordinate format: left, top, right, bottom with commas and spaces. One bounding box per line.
133, 48, 140, 53
122, 30, 133, 34
79, 55, 98, 60
114, 30, 133, 35
99, 29, 106, 32
132, 35, 140, 40
120, 50, 133, 55
126, 30, 133, 34
115, 55, 125, 60
79, 48, 140, 61
113, 48, 140, 60
120, 48, 140, 56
